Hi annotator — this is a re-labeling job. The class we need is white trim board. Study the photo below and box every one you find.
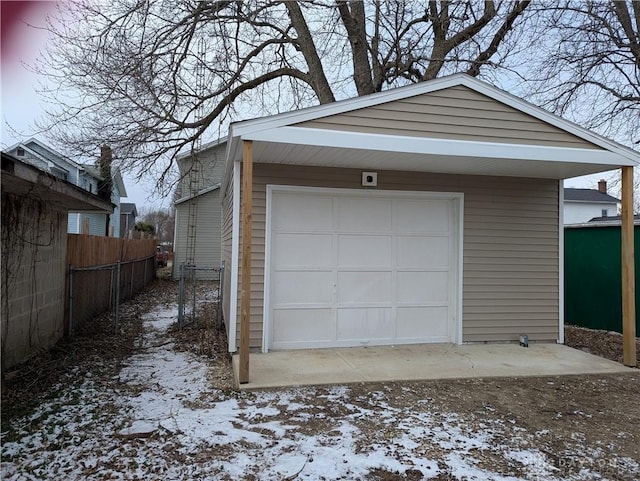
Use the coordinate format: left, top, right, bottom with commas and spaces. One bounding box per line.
228, 161, 241, 352
558, 180, 565, 345
243, 127, 634, 166
263, 185, 464, 352
229, 74, 640, 165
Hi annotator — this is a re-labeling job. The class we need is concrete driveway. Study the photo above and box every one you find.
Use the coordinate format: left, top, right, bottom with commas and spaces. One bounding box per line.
233, 343, 634, 389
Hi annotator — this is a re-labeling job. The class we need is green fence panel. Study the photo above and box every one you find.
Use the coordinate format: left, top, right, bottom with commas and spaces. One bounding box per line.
564, 225, 640, 334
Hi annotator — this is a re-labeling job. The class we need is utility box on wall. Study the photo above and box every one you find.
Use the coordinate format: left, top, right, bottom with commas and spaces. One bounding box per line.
564, 223, 640, 334
362, 172, 377, 187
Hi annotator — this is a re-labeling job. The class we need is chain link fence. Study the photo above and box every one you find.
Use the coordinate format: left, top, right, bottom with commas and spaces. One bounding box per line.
177, 263, 224, 330
68, 256, 156, 336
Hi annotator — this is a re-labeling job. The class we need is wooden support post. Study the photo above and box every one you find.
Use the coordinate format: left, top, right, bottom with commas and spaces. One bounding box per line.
621, 166, 637, 367
239, 140, 253, 383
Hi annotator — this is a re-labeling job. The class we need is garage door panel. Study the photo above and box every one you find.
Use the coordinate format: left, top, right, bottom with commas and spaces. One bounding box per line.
338, 234, 391, 268
273, 233, 333, 267
337, 197, 391, 233
273, 194, 333, 231
269, 189, 458, 350
397, 236, 450, 269
393, 199, 450, 233
336, 308, 393, 341
272, 309, 333, 345
272, 271, 333, 306
397, 271, 449, 303
397, 307, 450, 340
337, 271, 392, 303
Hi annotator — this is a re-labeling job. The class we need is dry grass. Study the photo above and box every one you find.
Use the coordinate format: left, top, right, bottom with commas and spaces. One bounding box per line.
565, 324, 639, 367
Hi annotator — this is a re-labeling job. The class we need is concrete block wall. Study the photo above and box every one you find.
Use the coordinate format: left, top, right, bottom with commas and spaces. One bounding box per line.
1, 196, 67, 370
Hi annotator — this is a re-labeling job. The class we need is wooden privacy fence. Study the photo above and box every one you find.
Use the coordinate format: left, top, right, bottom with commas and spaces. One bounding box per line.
66, 235, 157, 336
67, 234, 157, 267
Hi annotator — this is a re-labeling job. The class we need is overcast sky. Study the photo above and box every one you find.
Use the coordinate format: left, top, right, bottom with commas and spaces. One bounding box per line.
1, 0, 169, 212
1, 0, 616, 207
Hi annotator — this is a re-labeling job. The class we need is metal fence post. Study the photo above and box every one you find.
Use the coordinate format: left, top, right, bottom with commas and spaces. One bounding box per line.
115, 261, 121, 333
218, 262, 224, 330
178, 262, 185, 329
68, 266, 74, 337
191, 265, 197, 324
130, 261, 135, 298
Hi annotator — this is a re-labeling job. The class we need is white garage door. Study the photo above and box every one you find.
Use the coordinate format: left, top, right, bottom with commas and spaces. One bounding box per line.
267, 187, 459, 350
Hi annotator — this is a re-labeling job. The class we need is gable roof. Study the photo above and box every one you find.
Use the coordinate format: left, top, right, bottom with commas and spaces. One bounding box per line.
1, 152, 113, 213
120, 203, 138, 216
175, 184, 221, 205
564, 188, 620, 203
5, 138, 80, 172
176, 137, 228, 163
588, 215, 640, 224
225, 74, 639, 183
5, 138, 128, 198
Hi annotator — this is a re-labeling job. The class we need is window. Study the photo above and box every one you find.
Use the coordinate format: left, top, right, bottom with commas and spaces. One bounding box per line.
16, 147, 25, 157
601, 209, 608, 217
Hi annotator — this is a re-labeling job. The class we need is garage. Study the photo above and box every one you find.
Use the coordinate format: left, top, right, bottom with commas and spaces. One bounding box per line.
266, 186, 462, 350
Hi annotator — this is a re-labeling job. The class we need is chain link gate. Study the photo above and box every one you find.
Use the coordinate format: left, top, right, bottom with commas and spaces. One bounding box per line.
177, 262, 224, 329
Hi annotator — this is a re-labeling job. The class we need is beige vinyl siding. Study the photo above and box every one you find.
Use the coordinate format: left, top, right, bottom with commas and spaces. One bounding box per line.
297, 85, 600, 149
234, 163, 559, 350
221, 163, 234, 332
173, 189, 221, 279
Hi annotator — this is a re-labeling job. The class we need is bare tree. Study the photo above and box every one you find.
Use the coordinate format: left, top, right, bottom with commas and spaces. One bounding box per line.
524, 1, 639, 147
140, 207, 175, 246
35, 0, 532, 189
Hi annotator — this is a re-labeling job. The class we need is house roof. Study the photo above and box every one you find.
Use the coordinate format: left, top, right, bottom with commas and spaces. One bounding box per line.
5, 138, 79, 172
81, 164, 128, 197
120, 203, 138, 216
174, 184, 221, 205
1, 152, 113, 213
588, 215, 640, 223
565, 215, 640, 228
225, 73, 639, 184
564, 188, 620, 203
5, 138, 129, 195
176, 137, 228, 162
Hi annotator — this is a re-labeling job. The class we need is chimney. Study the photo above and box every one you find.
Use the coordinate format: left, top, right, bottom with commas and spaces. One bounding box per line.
598, 179, 607, 194
98, 145, 114, 235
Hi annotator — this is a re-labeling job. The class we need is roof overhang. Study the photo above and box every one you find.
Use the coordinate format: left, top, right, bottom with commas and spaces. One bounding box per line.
225, 74, 640, 182
228, 126, 636, 180
1, 153, 113, 213
175, 184, 221, 205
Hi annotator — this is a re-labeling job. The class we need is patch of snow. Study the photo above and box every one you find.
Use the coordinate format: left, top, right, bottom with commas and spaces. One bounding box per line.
3, 300, 639, 481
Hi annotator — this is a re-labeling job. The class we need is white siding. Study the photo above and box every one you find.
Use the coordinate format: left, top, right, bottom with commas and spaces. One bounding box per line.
564, 201, 619, 224
173, 142, 226, 274
173, 189, 222, 279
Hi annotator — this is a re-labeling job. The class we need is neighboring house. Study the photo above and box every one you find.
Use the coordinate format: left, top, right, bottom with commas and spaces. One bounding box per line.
172, 138, 226, 279
587, 214, 640, 224
120, 202, 138, 238
220, 73, 639, 365
5, 139, 127, 237
563, 180, 619, 224
1, 152, 112, 369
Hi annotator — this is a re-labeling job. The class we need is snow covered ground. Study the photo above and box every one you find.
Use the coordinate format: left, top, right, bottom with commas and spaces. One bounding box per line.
2, 299, 638, 480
